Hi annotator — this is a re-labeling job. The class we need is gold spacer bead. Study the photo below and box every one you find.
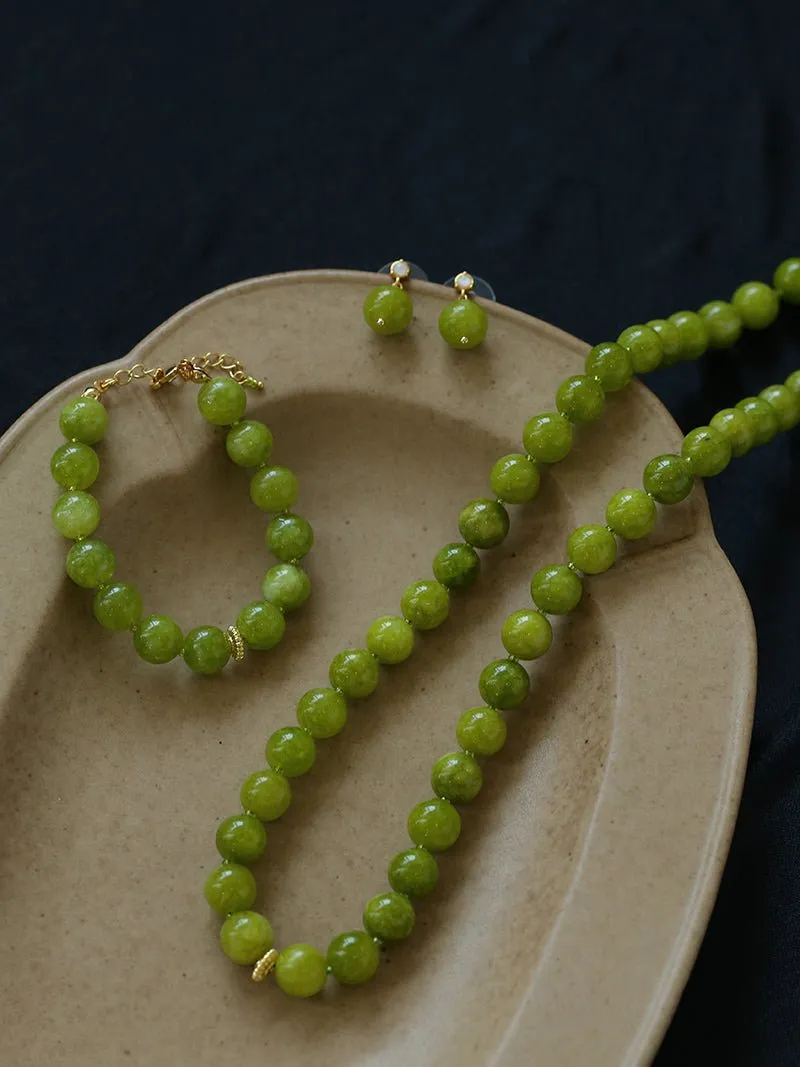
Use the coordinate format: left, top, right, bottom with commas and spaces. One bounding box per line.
251, 948, 279, 983
225, 624, 246, 662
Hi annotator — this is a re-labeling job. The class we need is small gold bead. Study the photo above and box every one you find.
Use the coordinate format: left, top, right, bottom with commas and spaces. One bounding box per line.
225, 624, 246, 662
251, 948, 279, 982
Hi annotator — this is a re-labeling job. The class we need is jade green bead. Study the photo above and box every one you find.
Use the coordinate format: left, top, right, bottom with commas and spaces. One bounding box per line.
458, 498, 510, 549
431, 751, 483, 804
296, 687, 348, 738
490, 453, 540, 505
250, 466, 299, 512
93, 582, 142, 631
646, 319, 683, 367
530, 564, 582, 614
585, 342, 634, 392
643, 454, 694, 504
567, 524, 618, 574
219, 911, 273, 965
329, 648, 380, 699
65, 538, 116, 588
59, 396, 108, 444
501, 609, 552, 660
617, 324, 663, 374
363, 285, 413, 335
366, 616, 415, 665
668, 311, 709, 361
327, 930, 380, 986
709, 408, 755, 458
262, 563, 311, 612
759, 384, 800, 432
731, 281, 779, 330
266, 726, 316, 777
133, 615, 183, 664
478, 658, 530, 709
784, 370, 800, 398
225, 420, 274, 467
203, 862, 257, 915
363, 891, 415, 941
52, 491, 100, 539
236, 600, 286, 651
522, 412, 574, 464
556, 375, 605, 423
698, 300, 742, 349
432, 542, 481, 590
456, 706, 507, 757
275, 944, 328, 998
408, 798, 461, 852
266, 513, 314, 562
774, 258, 800, 305
51, 442, 100, 490
735, 396, 779, 446
216, 813, 267, 864
681, 426, 732, 477
438, 298, 488, 350
197, 377, 247, 426
388, 847, 439, 898
240, 769, 292, 822
605, 488, 657, 540
400, 579, 450, 630
182, 626, 230, 675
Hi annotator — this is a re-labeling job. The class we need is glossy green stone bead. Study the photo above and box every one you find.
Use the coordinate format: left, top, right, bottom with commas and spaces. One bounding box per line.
407, 798, 461, 852
388, 847, 439, 898
329, 648, 380, 698
785, 370, 800, 397
266, 513, 314, 562
668, 311, 709, 361
366, 615, 415, 665
709, 408, 755, 458
585, 341, 634, 392
489, 453, 540, 505
605, 488, 657, 539
240, 769, 292, 822
432, 542, 481, 590
225, 420, 273, 467
643, 454, 694, 504
617, 324, 663, 374
266, 726, 316, 777
458, 498, 510, 549
51, 442, 100, 490
698, 300, 742, 349
327, 930, 380, 986
250, 466, 299, 512
59, 396, 108, 444
530, 564, 582, 614
52, 491, 100, 539
133, 615, 183, 664
735, 396, 779, 446
456, 706, 507, 757
400, 579, 450, 630
438, 298, 488, 350
275, 944, 327, 998
216, 813, 267, 864
182, 626, 230, 675
65, 538, 116, 588
93, 582, 142, 631
759, 384, 800, 432
262, 563, 311, 612
203, 862, 257, 915
681, 426, 732, 477
567, 524, 618, 574
645, 319, 683, 367
363, 891, 415, 941
731, 281, 779, 330
219, 911, 273, 965
363, 285, 413, 335
431, 751, 483, 804
236, 600, 286, 651
197, 377, 247, 425
522, 412, 574, 464
296, 687, 348, 739
478, 658, 530, 709
500, 609, 552, 660
774, 258, 800, 304
555, 375, 605, 423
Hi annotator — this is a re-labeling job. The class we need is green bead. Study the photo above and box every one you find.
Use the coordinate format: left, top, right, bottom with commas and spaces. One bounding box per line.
522, 412, 574, 464
585, 342, 634, 392
645, 319, 683, 367
363, 285, 413, 335
182, 626, 230, 675
133, 615, 183, 664
456, 706, 507, 757
216, 813, 267, 864
489, 453, 540, 504
681, 426, 732, 477
262, 563, 311, 612
784, 370, 800, 398
225, 420, 273, 467
567, 524, 618, 574
236, 600, 286, 651
250, 466, 299, 512
709, 408, 755, 458
555, 375, 605, 423
388, 848, 439, 898
774, 258, 800, 304
266, 513, 314, 562
329, 648, 380, 698
65, 538, 116, 588
400, 579, 450, 630
363, 891, 415, 941
240, 769, 292, 822
59, 396, 108, 444
731, 280, 779, 330
698, 300, 742, 349
501, 609, 552, 660
478, 658, 530, 709
52, 491, 100, 539
735, 396, 779, 446
643, 454, 694, 504
197, 377, 247, 426
759, 384, 800, 432
408, 798, 461, 852
275, 944, 327, 998
432, 542, 481, 590
530, 564, 582, 614
617, 324, 663, 374
458, 498, 510, 549
366, 615, 415, 665
265, 726, 316, 777
431, 751, 483, 804
668, 310, 709, 361
438, 298, 488, 350
51, 442, 100, 490
93, 582, 142, 631
296, 687, 348, 738
605, 488, 657, 540
203, 862, 257, 915
219, 911, 273, 965
327, 930, 380, 986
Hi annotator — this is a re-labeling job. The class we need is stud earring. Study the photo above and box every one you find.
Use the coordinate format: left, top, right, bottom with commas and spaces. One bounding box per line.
438, 271, 489, 350
363, 259, 414, 335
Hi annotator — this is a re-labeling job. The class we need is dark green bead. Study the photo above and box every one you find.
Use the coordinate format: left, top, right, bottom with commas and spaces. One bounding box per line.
266, 513, 314, 562
567, 524, 617, 574
93, 582, 142, 631
522, 412, 573, 464
236, 600, 286, 651
388, 848, 439, 898
407, 799, 461, 852
275, 944, 327, 998
735, 396, 779, 446
555, 375, 605, 423
681, 427, 731, 478
585, 342, 634, 392
478, 658, 530, 709
225, 420, 273, 467
327, 930, 380, 985
501, 609, 552, 659
182, 626, 230, 675
646, 319, 683, 366
59, 396, 108, 444
458, 498, 510, 549
363, 285, 413, 335
133, 615, 183, 663
731, 281, 779, 330
709, 408, 755, 458
431, 751, 483, 803
216, 813, 267, 864
220, 911, 273, 965
240, 769, 292, 822
262, 563, 311, 612
197, 377, 247, 426
759, 384, 800, 432
329, 648, 380, 698
266, 726, 316, 777
668, 311, 708, 361
65, 538, 116, 588
698, 300, 742, 349
432, 542, 481, 590
774, 258, 800, 304
642, 454, 694, 504
438, 298, 488, 349
363, 891, 415, 941
617, 325, 663, 374
783, 370, 800, 399
605, 488, 657, 540
456, 706, 507, 756
203, 862, 257, 915
51, 442, 100, 490
400, 579, 450, 629
530, 564, 582, 614
489, 453, 540, 504
296, 687, 348, 738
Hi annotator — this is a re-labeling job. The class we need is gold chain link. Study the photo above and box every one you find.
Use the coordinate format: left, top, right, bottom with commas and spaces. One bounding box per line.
81, 353, 263, 400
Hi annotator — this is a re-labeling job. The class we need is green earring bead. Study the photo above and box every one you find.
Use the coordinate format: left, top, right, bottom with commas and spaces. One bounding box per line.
438, 271, 488, 350
363, 259, 414, 335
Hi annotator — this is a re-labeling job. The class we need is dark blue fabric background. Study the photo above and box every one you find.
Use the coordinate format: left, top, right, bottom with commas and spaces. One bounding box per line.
2, 2, 800, 1062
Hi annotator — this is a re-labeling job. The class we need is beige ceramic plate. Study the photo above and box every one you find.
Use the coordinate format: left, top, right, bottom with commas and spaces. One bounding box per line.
0, 272, 754, 1067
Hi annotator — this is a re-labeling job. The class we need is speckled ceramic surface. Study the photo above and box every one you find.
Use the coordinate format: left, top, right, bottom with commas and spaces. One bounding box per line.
0, 271, 755, 1066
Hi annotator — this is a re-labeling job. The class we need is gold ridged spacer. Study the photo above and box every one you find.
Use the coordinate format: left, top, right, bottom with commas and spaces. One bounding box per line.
226, 624, 246, 661
251, 948, 279, 982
